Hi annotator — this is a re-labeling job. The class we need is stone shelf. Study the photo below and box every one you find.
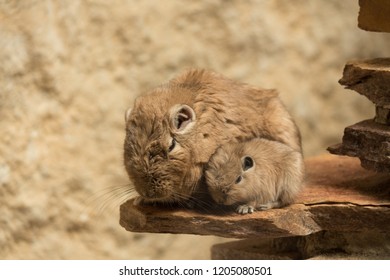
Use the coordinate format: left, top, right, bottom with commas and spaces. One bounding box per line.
329, 58, 390, 172
120, 154, 390, 239
328, 119, 390, 172
339, 58, 390, 112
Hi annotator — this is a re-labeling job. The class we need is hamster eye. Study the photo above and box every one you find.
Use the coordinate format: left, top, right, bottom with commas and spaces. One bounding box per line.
235, 175, 242, 184
243, 156, 254, 171
168, 138, 176, 152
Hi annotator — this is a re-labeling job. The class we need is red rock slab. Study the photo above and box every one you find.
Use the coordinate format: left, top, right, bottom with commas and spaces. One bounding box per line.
119, 155, 390, 239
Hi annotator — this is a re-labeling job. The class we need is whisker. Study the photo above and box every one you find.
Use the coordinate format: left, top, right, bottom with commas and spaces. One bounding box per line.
82, 175, 232, 215
83, 183, 138, 216
168, 190, 215, 213
99, 188, 137, 210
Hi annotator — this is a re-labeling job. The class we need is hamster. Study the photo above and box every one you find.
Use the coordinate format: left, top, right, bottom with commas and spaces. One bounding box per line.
124, 69, 302, 204
205, 138, 304, 214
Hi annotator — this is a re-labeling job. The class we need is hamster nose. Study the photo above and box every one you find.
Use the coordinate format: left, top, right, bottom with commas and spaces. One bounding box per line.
148, 177, 159, 187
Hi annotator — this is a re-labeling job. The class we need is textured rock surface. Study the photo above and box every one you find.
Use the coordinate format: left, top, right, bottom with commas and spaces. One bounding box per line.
339, 58, 390, 108
328, 120, 390, 172
330, 59, 390, 172
358, 0, 390, 32
330, 58, 390, 172
1, 1, 390, 259
120, 155, 390, 239
211, 231, 390, 260
375, 106, 390, 125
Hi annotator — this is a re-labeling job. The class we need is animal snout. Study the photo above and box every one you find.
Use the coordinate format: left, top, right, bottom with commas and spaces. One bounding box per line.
139, 188, 162, 199
141, 176, 171, 199
149, 176, 159, 186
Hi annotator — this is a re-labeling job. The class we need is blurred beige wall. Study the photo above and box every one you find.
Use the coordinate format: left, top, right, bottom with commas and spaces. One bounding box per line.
0, 0, 389, 259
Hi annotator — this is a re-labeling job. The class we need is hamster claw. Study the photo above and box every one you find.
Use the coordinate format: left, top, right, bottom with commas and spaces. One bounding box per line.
236, 205, 255, 215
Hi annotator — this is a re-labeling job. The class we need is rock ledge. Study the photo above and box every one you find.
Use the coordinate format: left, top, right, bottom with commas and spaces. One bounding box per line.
120, 155, 390, 239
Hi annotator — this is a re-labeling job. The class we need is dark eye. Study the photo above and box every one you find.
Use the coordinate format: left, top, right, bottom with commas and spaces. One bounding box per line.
168, 138, 176, 152
235, 175, 242, 184
243, 156, 254, 171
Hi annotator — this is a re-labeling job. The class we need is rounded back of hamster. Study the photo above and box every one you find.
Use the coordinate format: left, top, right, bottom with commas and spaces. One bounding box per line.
243, 138, 304, 206
205, 139, 304, 206
124, 69, 302, 202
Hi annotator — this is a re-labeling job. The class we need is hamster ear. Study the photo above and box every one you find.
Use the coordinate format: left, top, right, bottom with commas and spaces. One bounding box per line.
169, 104, 196, 134
125, 108, 132, 122
242, 156, 254, 171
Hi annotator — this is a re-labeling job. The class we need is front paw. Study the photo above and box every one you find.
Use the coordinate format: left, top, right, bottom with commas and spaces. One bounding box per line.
236, 204, 255, 215
257, 201, 281, 210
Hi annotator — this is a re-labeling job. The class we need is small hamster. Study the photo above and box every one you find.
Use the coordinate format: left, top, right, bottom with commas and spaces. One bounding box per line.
124, 69, 302, 204
205, 138, 304, 214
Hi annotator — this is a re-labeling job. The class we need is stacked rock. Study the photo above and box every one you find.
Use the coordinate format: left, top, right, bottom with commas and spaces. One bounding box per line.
328, 59, 390, 172
328, 1, 390, 172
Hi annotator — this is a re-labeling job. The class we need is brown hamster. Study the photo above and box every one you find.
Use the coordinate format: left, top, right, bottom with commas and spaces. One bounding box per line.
124, 69, 302, 204
205, 138, 304, 214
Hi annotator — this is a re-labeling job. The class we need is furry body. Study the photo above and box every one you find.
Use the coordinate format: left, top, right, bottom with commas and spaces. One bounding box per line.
124, 69, 302, 203
205, 139, 305, 214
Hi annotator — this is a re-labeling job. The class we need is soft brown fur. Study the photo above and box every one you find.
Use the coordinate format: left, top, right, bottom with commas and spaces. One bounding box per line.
205, 139, 305, 214
124, 69, 302, 203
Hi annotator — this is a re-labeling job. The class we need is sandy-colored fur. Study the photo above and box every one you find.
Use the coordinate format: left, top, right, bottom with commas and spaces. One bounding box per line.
124, 69, 302, 203
205, 138, 305, 214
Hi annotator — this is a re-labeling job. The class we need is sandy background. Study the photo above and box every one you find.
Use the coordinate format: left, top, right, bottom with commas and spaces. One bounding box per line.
0, 0, 389, 259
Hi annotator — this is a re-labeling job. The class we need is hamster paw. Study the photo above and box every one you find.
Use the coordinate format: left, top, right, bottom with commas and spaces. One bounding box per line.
257, 201, 281, 210
236, 205, 255, 215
